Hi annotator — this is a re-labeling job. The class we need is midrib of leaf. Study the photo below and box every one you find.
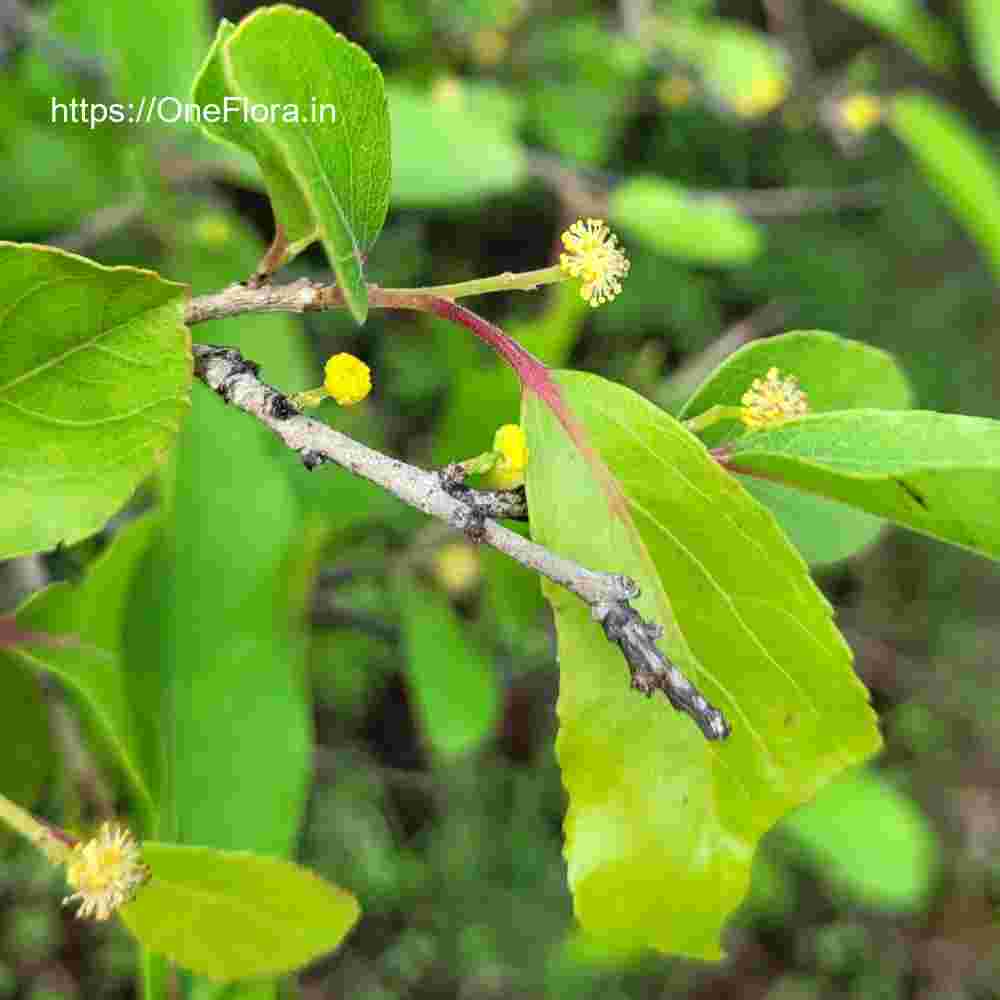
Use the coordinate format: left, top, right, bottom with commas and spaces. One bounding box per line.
1, 395, 186, 429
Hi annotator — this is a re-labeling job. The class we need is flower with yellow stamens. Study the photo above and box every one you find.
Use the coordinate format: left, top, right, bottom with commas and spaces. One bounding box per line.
559, 219, 630, 308
740, 367, 809, 429
324, 353, 372, 406
63, 823, 150, 921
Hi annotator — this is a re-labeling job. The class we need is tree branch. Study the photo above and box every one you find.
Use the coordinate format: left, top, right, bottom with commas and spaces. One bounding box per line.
190, 342, 730, 740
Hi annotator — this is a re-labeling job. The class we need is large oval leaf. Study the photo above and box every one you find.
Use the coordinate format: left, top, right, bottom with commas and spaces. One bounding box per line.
678, 330, 914, 565
0, 243, 189, 558
121, 843, 359, 982
722, 409, 1000, 561
523, 371, 880, 958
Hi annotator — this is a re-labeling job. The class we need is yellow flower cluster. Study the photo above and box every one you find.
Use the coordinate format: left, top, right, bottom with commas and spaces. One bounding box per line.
740, 367, 809, 429
63, 823, 150, 921
324, 353, 372, 406
559, 219, 630, 307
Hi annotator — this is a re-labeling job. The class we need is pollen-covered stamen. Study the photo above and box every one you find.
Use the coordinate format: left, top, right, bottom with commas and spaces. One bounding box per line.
740, 366, 809, 429
559, 218, 630, 307
63, 822, 150, 921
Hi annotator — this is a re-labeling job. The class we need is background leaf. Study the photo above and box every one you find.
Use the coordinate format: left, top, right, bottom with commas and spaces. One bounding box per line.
723, 409, 1000, 562
826, 0, 958, 72
389, 84, 526, 206
222, 6, 391, 322
678, 331, 914, 564
523, 370, 880, 957
782, 768, 939, 910
0, 658, 52, 813
0, 243, 190, 558
890, 93, 1000, 282
0, 514, 161, 819
397, 577, 499, 760
964, 0, 1000, 107
120, 843, 359, 982
610, 177, 763, 266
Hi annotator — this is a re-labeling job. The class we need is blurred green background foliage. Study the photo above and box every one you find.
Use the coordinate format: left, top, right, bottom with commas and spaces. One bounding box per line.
1, 0, 999, 996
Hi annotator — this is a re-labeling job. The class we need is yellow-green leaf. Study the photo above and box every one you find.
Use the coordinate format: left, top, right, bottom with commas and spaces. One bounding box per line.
121, 843, 360, 982
523, 371, 880, 958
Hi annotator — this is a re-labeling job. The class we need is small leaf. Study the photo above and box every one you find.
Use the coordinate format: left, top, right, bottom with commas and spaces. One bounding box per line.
610, 177, 763, 267
0, 242, 190, 558
0, 514, 161, 816
389, 84, 526, 206
890, 93, 1000, 282
221, 6, 391, 323
723, 410, 1000, 561
679, 331, 913, 564
191, 21, 316, 250
783, 768, 939, 910
120, 843, 360, 982
397, 578, 499, 759
827, 0, 959, 72
523, 371, 880, 958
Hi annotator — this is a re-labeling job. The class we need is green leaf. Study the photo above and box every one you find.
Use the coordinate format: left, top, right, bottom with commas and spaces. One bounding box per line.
51, 0, 210, 106
127, 217, 316, 855
121, 843, 359, 982
389, 84, 526, 206
397, 578, 499, 760
523, 371, 880, 958
610, 177, 763, 267
0, 658, 51, 812
782, 768, 938, 910
678, 331, 914, 564
723, 409, 1000, 562
827, 0, 959, 72
0, 242, 190, 558
890, 93, 1000, 282
221, 6, 392, 323
191, 21, 316, 250
965, 0, 1000, 107
0, 514, 161, 817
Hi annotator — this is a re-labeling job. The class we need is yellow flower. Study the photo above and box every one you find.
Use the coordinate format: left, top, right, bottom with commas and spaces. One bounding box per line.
324, 353, 372, 406
488, 424, 529, 489
63, 823, 150, 921
559, 219, 630, 308
740, 367, 809, 429
838, 93, 882, 135
732, 75, 787, 118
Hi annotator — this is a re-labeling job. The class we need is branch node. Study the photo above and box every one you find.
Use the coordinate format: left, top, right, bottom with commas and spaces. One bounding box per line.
593, 600, 731, 741
269, 392, 297, 420
299, 448, 328, 471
